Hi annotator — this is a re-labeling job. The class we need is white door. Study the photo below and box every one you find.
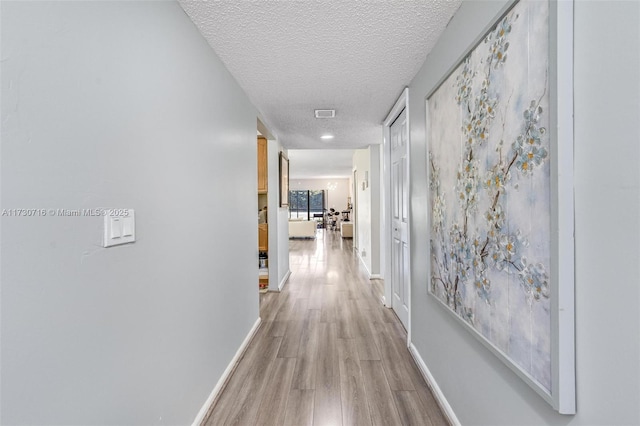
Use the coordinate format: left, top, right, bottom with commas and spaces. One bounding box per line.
390, 108, 409, 329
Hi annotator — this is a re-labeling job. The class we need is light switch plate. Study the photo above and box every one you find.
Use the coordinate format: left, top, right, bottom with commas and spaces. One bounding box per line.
103, 209, 135, 247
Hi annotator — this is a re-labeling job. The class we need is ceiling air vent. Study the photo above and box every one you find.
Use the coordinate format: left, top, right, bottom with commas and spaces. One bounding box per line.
314, 109, 335, 119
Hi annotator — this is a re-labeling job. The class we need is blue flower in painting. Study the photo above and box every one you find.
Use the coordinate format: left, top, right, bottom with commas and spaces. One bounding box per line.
474, 274, 491, 305
484, 203, 505, 236
489, 40, 510, 67
432, 194, 446, 233
485, 14, 516, 68
455, 159, 480, 214
511, 101, 548, 175
483, 164, 510, 196
518, 258, 550, 302
462, 90, 498, 147
460, 307, 474, 325
455, 58, 475, 105
499, 233, 518, 261
486, 239, 506, 270
429, 156, 440, 191
498, 231, 528, 266
515, 145, 548, 175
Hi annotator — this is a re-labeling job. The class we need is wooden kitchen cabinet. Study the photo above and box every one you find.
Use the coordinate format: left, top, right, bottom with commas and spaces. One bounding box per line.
258, 223, 268, 252
257, 137, 268, 194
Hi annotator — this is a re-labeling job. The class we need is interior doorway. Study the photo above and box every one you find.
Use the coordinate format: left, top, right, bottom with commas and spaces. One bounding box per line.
383, 88, 411, 337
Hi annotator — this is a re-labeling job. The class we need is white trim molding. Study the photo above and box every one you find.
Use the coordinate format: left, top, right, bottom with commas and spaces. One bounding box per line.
358, 251, 372, 278
278, 269, 291, 292
191, 317, 262, 426
409, 343, 460, 426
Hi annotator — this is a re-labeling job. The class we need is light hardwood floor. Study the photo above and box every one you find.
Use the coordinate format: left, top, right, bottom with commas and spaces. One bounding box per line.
203, 229, 448, 426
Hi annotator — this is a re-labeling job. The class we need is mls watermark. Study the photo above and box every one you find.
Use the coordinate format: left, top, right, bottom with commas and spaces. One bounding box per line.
1, 208, 130, 217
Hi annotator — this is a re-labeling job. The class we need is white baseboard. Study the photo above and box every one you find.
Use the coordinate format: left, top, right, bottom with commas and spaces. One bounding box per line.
278, 270, 291, 291
408, 343, 460, 426
358, 253, 372, 277
369, 274, 383, 280
192, 317, 262, 426
380, 295, 388, 307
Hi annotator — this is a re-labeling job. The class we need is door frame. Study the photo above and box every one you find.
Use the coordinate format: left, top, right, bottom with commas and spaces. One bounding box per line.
382, 87, 411, 345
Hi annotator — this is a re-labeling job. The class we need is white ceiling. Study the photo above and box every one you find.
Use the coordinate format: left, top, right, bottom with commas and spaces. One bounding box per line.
287, 149, 354, 179
179, 0, 462, 151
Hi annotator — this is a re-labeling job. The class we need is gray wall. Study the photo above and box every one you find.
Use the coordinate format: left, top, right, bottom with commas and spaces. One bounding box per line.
409, 1, 640, 425
1, 1, 259, 424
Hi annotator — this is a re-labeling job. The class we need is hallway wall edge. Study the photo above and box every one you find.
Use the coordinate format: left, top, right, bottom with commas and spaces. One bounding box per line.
409, 343, 461, 426
192, 317, 263, 426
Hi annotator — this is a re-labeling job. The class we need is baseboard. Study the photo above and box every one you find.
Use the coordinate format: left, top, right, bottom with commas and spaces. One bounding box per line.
380, 295, 388, 307
369, 274, 383, 280
278, 269, 291, 291
358, 253, 372, 278
408, 343, 460, 426
192, 317, 262, 426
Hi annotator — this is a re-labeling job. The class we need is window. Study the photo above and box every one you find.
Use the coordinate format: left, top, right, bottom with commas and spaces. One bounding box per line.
289, 190, 326, 221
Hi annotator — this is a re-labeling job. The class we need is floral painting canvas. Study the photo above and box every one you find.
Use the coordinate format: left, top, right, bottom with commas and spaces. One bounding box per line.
427, 0, 551, 391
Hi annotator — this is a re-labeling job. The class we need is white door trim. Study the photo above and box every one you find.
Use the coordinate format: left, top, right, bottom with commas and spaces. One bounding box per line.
382, 87, 411, 345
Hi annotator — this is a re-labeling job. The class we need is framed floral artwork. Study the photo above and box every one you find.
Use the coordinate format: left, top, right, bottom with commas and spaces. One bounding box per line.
426, 0, 575, 414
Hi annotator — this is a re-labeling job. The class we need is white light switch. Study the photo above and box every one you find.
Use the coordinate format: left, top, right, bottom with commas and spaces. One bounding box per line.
122, 217, 134, 237
103, 209, 135, 247
110, 218, 122, 239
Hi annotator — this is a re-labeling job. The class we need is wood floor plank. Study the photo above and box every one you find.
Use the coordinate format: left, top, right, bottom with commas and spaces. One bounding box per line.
277, 298, 308, 358
254, 357, 297, 426
316, 322, 339, 389
360, 360, 402, 426
404, 352, 450, 426
349, 300, 381, 361
203, 328, 271, 425
314, 322, 342, 426
283, 389, 315, 426
337, 338, 373, 426
372, 320, 415, 391
210, 336, 282, 426
320, 285, 338, 323
393, 390, 435, 426
336, 294, 354, 339
291, 309, 321, 390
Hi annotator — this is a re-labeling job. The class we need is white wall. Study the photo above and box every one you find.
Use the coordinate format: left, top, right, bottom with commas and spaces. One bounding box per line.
353, 148, 372, 274
369, 144, 382, 277
289, 178, 351, 212
408, 0, 640, 424
267, 141, 290, 290
1, 2, 260, 424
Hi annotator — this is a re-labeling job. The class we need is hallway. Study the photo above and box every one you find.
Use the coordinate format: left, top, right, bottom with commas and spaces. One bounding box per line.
204, 230, 447, 426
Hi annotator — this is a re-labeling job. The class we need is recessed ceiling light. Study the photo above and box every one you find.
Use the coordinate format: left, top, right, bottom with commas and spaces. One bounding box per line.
315, 109, 336, 119
321, 135, 334, 140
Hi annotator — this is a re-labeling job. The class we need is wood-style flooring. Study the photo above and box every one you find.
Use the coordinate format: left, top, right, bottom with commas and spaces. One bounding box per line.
203, 229, 448, 426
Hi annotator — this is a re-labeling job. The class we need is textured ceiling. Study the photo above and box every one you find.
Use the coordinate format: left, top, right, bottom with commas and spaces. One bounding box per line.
288, 149, 354, 179
179, 0, 462, 150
